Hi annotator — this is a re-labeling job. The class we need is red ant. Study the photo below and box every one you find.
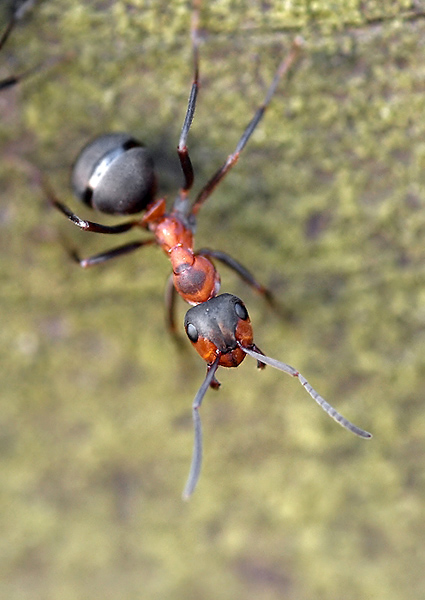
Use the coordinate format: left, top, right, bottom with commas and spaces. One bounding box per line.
182, 293, 372, 498
40, 4, 371, 500
44, 4, 302, 332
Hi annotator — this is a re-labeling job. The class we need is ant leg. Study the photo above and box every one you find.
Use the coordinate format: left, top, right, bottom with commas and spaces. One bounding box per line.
164, 276, 203, 349
182, 356, 220, 500
0, 1, 42, 91
164, 275, 179, 335
1, 0, 35, 52
0, 11, 22, 89
0, 66, 39, 91
165, 275, 190, 348
176, 0, 201, 196
0, 5, 18, 53
197, 247, 274, 303
191, 37, 303, 216
197, 248, 295, 320
0, 19, 14, 52
69, 239, 155, 268
43, 178, 143, 234
52, 198, 141, 234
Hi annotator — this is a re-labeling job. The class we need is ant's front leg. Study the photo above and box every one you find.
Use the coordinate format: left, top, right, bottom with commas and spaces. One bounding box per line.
176, 0, 201, 197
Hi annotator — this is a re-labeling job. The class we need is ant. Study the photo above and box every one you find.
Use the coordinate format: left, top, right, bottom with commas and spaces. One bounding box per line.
43, 2, 302, 333
40, 3, 371, 500
182, 293, 372, 498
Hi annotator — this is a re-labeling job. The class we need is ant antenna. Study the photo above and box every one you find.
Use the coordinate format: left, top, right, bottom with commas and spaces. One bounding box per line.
182, 357, 220, 500
182, 352, 371, 499
241, 345, 372, 439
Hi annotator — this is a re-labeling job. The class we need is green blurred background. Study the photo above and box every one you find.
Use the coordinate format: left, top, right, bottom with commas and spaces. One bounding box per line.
1, 1, 424, 598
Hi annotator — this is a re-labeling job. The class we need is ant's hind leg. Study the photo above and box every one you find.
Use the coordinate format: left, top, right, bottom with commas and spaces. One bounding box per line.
69, 240, 155, 268
164, 275, 188, 348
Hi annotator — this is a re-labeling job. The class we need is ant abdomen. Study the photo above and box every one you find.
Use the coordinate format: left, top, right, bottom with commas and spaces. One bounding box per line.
71, 133, 156, 215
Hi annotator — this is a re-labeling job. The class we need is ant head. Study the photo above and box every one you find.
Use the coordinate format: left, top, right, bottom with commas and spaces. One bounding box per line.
183, 297, 371, 500
71, 133, 157, 215
184, 293, 253, 367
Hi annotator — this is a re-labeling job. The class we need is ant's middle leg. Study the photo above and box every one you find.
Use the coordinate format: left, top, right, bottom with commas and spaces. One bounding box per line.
197, 247, 274, 303
197, 248, 295, 321
70, 239, 156, 268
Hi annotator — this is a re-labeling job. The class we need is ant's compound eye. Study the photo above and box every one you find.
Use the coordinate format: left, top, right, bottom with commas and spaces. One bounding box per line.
186, 322, 199, 343
234, 301, 248, 321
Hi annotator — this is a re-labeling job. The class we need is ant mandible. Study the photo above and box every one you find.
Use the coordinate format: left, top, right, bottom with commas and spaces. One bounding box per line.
44, 2, 302, 332
182, 293, 372, 498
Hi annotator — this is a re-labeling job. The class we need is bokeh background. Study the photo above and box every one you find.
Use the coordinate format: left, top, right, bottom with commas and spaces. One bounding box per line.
1, 1, 424, 598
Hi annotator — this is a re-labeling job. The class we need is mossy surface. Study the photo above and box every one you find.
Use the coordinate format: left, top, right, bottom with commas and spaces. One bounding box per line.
1, 1, 425, 599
